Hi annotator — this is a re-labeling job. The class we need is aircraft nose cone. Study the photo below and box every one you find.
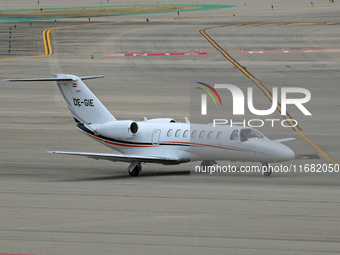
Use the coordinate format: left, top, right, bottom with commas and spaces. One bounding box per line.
281, 146, 295, 161
274, 143, 295, 162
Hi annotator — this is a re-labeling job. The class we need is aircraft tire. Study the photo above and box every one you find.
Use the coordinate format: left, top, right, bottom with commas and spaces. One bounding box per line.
129, 164, 141, 176
201, 160, 214, 167
262, 163, 272, 177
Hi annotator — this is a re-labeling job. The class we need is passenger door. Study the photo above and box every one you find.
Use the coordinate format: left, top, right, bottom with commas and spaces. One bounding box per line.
152, 129, 161, 145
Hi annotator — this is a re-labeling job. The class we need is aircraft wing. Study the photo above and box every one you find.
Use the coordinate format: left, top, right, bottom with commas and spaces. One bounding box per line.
273, 138, 296, 143
48, 151, 179, 164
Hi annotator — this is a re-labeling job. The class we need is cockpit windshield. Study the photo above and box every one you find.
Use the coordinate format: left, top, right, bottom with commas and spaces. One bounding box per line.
240, 128, 260, 142
253, 128, 266, 139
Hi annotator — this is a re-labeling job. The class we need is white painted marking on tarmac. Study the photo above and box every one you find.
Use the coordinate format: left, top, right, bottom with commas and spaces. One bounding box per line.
103, 52, 208, 57
241, 49, 340, 54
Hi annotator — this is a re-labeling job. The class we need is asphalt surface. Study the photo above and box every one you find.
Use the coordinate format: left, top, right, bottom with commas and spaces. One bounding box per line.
0, 1, 339, 254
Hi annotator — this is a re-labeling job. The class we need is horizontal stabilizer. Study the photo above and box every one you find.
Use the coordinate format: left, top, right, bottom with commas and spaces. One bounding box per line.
273, 138, 296, 143
3, 78, 74, 82
79, 75, 104, 80
3, 75, 104, 82
48, 151, 179, 164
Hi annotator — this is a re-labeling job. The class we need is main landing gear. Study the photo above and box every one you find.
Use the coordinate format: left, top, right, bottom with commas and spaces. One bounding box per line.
261, 163, 272, 177
200, 160, 217, 167
201, 160, 214, 167
128, 162, 142, 177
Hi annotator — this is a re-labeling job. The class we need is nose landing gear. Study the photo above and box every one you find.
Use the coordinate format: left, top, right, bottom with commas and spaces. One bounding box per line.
261, 163, 272, 177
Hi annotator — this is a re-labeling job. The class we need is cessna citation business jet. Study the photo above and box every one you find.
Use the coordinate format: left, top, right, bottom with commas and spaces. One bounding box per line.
4, 74, 295, 177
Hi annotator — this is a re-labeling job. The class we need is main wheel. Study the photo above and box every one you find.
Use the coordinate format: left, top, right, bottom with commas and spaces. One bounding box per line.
129, 163, 142, 176
201, 160, 214, 167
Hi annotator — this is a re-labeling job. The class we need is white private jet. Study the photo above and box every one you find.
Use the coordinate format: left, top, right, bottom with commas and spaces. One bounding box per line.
4, 74, 295, 177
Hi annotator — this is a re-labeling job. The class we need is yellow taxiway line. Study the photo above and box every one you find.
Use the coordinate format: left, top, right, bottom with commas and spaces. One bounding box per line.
200, 24, 338, 165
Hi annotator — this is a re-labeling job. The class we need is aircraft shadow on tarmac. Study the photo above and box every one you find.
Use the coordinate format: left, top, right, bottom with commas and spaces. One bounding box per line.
56, 170, 191, 182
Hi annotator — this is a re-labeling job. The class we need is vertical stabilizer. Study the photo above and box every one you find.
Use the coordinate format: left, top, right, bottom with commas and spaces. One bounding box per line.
54, 74, 116, 124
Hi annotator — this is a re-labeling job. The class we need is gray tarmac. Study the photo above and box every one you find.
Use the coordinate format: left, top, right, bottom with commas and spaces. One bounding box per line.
0, 1, 340, 254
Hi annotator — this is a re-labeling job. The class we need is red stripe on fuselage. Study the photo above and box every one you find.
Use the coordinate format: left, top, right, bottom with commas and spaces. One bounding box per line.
83, 130, 156, 148
82, 129, 248, 152
86, 132, 103, 142
161, 141, 247, 152
104, 140, 156, 148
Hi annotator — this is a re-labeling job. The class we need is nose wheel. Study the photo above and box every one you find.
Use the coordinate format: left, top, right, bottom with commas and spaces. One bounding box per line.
261, 163, 272, 177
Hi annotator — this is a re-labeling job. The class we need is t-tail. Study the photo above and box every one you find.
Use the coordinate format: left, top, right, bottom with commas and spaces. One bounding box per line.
4, 74, 116, 125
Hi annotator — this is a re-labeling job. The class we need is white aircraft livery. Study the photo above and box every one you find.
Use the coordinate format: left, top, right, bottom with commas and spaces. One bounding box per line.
4, 74, 296, 176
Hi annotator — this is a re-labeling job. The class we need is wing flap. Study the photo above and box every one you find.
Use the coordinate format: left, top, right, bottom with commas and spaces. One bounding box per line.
48, 151, 179, 164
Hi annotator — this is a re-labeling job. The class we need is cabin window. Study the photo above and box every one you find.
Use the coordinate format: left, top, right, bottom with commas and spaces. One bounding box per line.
199, 131, 205, 139
216, 131, 222, 139
183, 130, 189, 138
167, 129, 173, 137
191, 130, 197, 138
175, 129, 181, 137
207, 131, 213, 139
230, 130, 239, 140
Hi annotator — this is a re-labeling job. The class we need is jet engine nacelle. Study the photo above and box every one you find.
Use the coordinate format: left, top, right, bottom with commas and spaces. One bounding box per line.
94, 120, 138, 139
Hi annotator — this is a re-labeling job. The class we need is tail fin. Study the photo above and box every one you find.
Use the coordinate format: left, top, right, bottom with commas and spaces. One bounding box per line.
53, 74, 115, 124
4, 74, 116, 124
